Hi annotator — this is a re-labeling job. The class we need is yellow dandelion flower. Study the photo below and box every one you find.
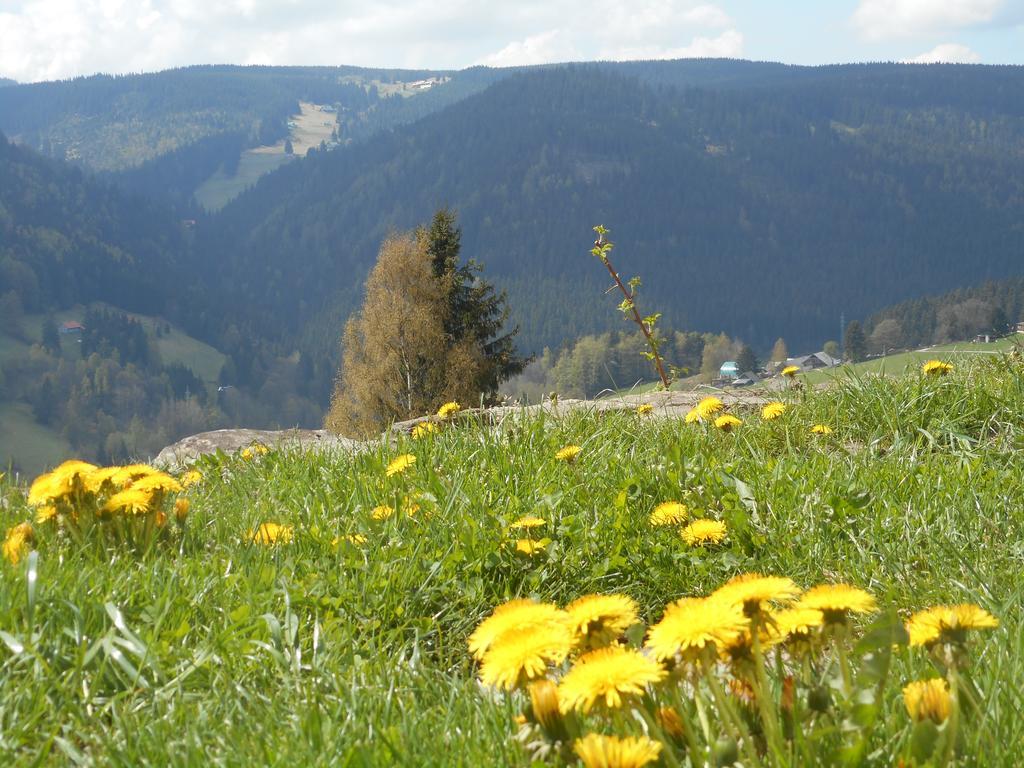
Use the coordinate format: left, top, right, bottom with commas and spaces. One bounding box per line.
680, 519, 727, 546
478, 622, 575, 690
2, 523, 34, 565
782, 365, 800, 378
810, 424, 833, 435
714, 414, 742, 432
249, 522, 293, 545
697, 396, 724, 418
685, 407, 701, 424
515, 538, 548, 556
240, 443, 269, 461
636, 403, 654, 416
468, 599, 568, 660
83, 466, 127, 494
411, 421, 439, 439
566, 594, 640, 648
108, 464, 160, 488
34, 505, 58, 524
180, 469, 203, 488
558, 646, 666, 713
370, 504, 395, 521
468, 602, 573, 663
921, 360, 953, 376
128, 472, 183, 494
101, 488, 155, 516
646, 596, 749, 661
27, 460, 97, 505
555, 445, 581, 463
649, 501, 688, 526
761, 607, 825, 647
797, 584, 876, 624
905, 604, 999, 647
385, 453, 416, 477
574, 733, 663, 768
761, 402, 786, 421
344, 533, 368, 546
712, 573, 801, 616
511, 515, 546, 529
437, 401, 461, 419
903, 679, 951, 724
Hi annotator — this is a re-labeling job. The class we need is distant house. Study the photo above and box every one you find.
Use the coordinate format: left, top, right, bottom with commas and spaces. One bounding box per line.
732, 371, 762, 387
720, 361, 739, 379
60, 321, 85, 334
785, 352, 840, 372
1016, 321, 1024, 334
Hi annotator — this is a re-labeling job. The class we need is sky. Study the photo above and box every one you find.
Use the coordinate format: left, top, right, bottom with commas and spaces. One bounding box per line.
0, 0, 1022, 83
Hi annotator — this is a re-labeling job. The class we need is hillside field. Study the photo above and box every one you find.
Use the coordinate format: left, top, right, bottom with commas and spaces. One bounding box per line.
1, 354, 1020, 765
0, 306, 226, 475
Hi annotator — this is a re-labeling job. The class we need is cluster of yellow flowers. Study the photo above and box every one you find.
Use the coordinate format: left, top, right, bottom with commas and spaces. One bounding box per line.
470, 573, 998, 767
408, 401, 463, 440
649, 501, 728, 547
3, 459, 197, 562
683, 395, 833, 436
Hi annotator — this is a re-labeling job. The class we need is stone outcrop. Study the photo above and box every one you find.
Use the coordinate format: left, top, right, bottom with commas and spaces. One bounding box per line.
154, 390, 770, 467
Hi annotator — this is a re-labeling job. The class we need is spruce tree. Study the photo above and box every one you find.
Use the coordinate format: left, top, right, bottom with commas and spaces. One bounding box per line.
843, 321, 868, 362
769, 338, 788, 362
421, 208, 528, 397
41, 314, 61, 354
736, 344, 758, 374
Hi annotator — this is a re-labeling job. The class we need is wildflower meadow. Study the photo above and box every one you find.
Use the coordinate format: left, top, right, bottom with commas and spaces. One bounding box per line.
1, 358, 1022, 765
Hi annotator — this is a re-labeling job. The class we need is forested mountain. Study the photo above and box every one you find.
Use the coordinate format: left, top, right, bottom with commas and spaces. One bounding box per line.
198, 62, 1024, 360
0, 132, 193, 316
0, 65, 403, 171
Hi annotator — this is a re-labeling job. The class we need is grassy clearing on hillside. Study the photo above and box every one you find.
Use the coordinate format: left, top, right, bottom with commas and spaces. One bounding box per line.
800, 335, 1023, 386
0, 403, 72, 477
1, 356, 1023, 765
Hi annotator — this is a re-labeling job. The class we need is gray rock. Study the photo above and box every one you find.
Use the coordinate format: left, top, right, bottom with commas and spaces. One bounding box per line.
155, 390, 770, 466
152, 428, 364, 470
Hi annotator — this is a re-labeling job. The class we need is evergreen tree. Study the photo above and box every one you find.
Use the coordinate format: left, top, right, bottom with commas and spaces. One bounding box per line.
823, 340, 840, 359
420, 208, 528, 398
844, 321, 867, 362
41, 314, 61, 354
736, 344, 758, 373
284, 138, 294, 155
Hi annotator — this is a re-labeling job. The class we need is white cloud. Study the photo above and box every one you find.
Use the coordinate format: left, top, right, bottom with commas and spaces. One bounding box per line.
476, 1, 742, 67
903, 42, 982, 63
0, 0, 743, 82
476, 30, 577, 67
853, 0, 1004, 40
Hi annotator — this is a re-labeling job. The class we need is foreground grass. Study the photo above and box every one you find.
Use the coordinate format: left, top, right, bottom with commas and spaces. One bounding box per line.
2, 356, 1024, 765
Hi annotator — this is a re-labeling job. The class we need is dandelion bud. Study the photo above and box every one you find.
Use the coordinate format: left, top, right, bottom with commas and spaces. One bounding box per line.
528, 679, 567, 741
154, 511, 168, 527
656, 707, 685, 744
174, 498, 190, 523
903, 679, 951, 724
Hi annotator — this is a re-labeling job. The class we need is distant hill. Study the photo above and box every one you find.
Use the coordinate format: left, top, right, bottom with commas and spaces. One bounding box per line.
0, 131, 194, 317
199, 62, 1024, 357
0, 77, 16, 88
864, 277, 1024, 350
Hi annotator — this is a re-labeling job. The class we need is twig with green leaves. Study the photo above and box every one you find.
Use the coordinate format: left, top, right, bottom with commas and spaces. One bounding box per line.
590, 225, 671, 389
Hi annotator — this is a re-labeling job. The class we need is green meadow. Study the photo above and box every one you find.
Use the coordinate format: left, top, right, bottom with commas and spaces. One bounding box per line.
1, 355, 1021, 765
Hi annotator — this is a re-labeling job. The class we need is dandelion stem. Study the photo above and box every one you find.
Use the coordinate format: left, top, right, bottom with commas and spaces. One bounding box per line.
703, 654, 763, 768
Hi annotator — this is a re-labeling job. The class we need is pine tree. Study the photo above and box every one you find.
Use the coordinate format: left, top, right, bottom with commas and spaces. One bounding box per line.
41, 314, 61, 354
843, 321, 867, 362
420, 208, 528, 397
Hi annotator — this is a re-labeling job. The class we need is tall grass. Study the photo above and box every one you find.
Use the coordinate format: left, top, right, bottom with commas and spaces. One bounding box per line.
1, 355, 1022, 765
